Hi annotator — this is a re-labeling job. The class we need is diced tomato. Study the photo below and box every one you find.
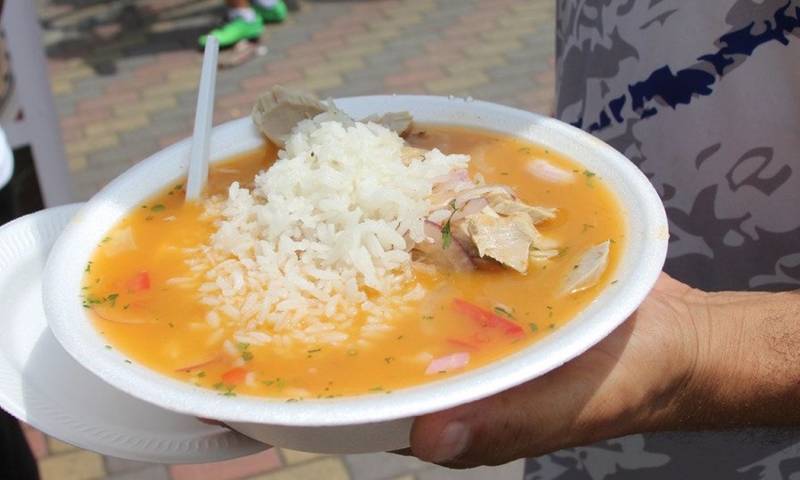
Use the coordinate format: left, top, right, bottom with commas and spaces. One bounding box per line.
452, 298, 524, 338
221, 367, 248, 385
126, 272, 150, 293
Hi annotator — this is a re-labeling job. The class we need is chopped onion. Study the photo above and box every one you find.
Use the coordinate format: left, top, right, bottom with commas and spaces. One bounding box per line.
425, 352, 470, 375
526, 159, 574, 184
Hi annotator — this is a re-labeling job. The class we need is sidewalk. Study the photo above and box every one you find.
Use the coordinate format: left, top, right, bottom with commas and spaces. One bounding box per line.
31, 0, 556, 478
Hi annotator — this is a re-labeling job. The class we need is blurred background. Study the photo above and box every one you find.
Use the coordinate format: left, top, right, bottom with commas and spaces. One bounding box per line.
3, 0, 555, 478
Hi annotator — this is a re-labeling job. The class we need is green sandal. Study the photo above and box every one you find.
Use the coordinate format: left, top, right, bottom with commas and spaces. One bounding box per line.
254, 0, 288, 23
199, 17, 264, 48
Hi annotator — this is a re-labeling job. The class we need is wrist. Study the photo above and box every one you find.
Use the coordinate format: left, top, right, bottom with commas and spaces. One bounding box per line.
663, 289, 800, 430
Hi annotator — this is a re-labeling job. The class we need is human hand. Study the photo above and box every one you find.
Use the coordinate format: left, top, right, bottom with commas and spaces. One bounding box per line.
408, 273, 800, 468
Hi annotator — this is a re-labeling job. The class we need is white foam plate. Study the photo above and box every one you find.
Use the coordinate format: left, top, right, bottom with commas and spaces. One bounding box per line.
0, 204, 266, 463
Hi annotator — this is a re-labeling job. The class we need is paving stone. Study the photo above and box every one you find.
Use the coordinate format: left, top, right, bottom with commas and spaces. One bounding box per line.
345, 452, 432, 480
104, 456, 156, 474
170, 449, 282, 480
38, 450, 105, 480
247, 457, 350, 480
416, 459, 525, 480
105, 464, 170, 480
279, 449, 326, 465
46, 436, 77, 454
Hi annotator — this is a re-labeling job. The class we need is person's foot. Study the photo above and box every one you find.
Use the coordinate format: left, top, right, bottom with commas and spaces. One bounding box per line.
199, 16, 264, 48
253, 0, 288, 23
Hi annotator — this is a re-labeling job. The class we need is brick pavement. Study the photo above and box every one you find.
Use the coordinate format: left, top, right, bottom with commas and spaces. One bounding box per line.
29, 0, 555, 478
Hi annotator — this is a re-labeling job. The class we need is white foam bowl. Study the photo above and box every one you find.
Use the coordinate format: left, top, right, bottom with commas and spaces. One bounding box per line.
44, 96, 668, 454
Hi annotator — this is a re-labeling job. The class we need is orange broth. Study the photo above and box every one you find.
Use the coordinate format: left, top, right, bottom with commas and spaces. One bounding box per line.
82, 125, 625, 399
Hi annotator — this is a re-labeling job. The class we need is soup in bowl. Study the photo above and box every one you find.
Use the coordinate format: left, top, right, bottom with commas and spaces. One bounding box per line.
44, 92, 667, 453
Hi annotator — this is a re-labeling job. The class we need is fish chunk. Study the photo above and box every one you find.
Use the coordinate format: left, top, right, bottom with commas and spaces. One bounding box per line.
252, 86, 331, 148
562, 241, 610, 294
363, 111, 414, 137
466, 211, 537, 273
492, 200, 556, 225
253, 86, 416, 148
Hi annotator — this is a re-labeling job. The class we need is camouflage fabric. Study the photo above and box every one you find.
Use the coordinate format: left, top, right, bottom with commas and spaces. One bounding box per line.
525, 1, 800, 478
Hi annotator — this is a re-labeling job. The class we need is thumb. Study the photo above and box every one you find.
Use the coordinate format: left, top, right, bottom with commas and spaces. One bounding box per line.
409, 372, 582, 468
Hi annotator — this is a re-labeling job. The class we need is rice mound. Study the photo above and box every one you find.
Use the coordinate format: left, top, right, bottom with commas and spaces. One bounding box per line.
191, 116, 469, 349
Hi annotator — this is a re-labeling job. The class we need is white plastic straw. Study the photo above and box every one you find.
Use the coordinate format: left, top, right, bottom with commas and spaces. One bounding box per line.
185, 36, 219, 202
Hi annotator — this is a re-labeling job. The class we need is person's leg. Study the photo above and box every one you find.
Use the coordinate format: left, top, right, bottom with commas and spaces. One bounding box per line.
252, 0, 288, 23
199, 0, 264, 48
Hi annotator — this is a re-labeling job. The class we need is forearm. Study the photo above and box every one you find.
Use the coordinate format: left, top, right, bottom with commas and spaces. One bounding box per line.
659, 289, 800, 431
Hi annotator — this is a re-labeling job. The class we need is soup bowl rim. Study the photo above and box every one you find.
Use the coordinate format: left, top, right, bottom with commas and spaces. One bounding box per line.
44, 94, 668, 427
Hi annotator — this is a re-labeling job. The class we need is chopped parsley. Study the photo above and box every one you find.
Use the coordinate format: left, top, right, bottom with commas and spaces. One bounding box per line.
124, 359, 132, 364
104, 345, 112, 350
441, 199, 461, 250
494, 306, 514, 319
529, 323, 539, 333
237, 343, 253, 361
262, 378, 286, 389
84, 262, 92, 273
106, 293, 119, 307
583, 170, 597, 187
214, 382, 237, 396
101, 236, 111, 244
150, 204, 166, 212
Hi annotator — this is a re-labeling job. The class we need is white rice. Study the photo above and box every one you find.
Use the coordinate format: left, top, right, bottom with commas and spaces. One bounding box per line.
191, 116, 469, 349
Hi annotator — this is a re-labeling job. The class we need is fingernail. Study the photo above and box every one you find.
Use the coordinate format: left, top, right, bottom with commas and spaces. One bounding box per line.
430, 421, 470, 463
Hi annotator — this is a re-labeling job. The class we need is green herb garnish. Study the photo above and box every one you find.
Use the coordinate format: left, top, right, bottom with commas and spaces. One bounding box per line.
583, 170, 596, 187
241, 351, 254, 362
85, 262, 92, 273
441, 221, 453, 250
150, 204, 166, 212
494, 306, 514, 319
529, 323, 539, 333
441, 199, 462, 250
106, 293, 119, 307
